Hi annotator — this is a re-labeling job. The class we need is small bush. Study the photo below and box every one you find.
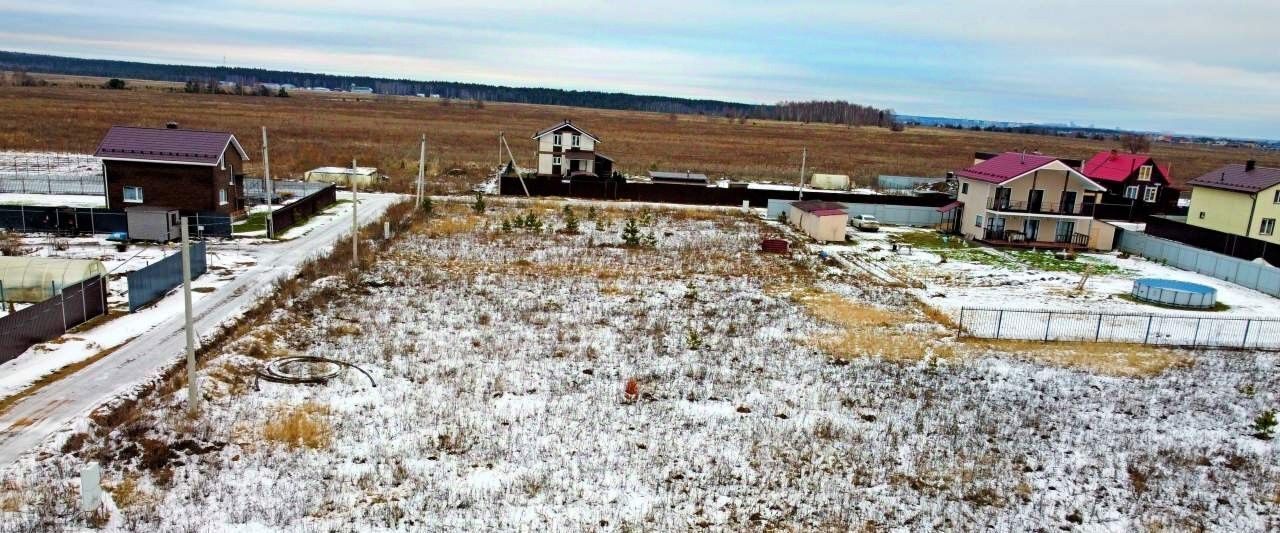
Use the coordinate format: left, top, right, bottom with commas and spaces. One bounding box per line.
562, 205, 579, 234
471, 192, 487, 214
1254, 410, 1276, 440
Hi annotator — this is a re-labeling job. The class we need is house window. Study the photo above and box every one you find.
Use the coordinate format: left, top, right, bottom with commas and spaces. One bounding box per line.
123, 186, 144, 203
1143, 185, 1159, 203
975, 214, 983, 228
960, 182, 969, 194
1124, 185, 1139, 199
552, 156, 562, 166
1198, 211, 1206, 220
219, 189, 228, 205
1137, 165, 1152, 182
1260, 218, 1276, 236
552, 133, 562, 147
1273, 190, 1280, 204
571, 134, 581, 148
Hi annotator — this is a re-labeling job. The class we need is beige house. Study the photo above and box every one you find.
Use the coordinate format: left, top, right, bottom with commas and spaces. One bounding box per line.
1185, 161, 1280, 245
531, 120, 614, 179
955, 152, 1116, 250
788, 200, 848, 242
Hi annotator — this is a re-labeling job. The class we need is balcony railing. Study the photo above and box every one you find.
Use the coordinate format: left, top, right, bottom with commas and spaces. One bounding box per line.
986, 199, 1095, 216
982, 228, 1091, 247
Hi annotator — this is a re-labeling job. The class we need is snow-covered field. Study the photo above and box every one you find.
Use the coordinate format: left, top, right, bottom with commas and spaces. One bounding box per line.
0, 151, 104, 196
1, 206, 1277, 531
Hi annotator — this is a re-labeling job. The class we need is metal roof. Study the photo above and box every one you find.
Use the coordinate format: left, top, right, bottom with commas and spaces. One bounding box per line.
649, 171, 709, 182
94, 126, 248, 166
1081, 151, 1171, 183
1187, 163, 1280, 193
791, 200, 847, 213
531, 120, 600, 143
954, 152, 1058, 184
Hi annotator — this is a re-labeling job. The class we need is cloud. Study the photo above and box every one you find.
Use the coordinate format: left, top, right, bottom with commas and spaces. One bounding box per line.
1, 0, 1276, 137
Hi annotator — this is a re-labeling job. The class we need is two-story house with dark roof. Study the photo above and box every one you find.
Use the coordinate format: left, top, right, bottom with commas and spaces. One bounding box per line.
531, 120, 613, 179
1080, 150, 1178, 212
1186, 160, 1280, 245
94, 124, 248, 216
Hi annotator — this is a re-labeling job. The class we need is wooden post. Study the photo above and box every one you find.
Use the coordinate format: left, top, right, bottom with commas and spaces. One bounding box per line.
1241, 319, 1252, 349
1143, 315, 1153, 344
351, 159, 359, 269
995, 309, 1004, 340
1044, 312, 1052, 342
182, 217, 197, 417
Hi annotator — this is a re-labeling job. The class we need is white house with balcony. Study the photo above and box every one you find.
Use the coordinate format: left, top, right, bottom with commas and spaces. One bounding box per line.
954, 152, 1118, 250
531, 120, 613, 179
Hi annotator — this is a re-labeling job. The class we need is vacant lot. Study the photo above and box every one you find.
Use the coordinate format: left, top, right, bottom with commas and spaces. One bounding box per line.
1, 76, 1274, 193
2, 202, 1275, 531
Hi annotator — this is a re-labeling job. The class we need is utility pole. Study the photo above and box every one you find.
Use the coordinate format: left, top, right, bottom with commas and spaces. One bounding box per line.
262, 126, 275, 239
417, 134, 426, 207
798, 147, 807, 200
181, 217, 197, 417
351, 158, 359, 268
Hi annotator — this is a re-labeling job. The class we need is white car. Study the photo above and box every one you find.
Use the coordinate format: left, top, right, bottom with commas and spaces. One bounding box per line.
851, 214, 880, 232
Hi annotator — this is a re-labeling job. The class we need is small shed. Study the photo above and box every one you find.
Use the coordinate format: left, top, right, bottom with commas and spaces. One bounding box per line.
0, 256, 107, 303
809, 173, 851, 191
649, 171, 709, 185
304, 166, 380, 186
788, 200, 848, 242
126, 206, 181, 242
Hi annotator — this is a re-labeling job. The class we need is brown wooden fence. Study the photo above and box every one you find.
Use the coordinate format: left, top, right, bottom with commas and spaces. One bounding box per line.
270, 184, 337, 234
0, 275, 108, 363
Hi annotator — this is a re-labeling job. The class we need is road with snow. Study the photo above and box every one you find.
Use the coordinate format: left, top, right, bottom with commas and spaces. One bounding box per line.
0, 192, 403, 466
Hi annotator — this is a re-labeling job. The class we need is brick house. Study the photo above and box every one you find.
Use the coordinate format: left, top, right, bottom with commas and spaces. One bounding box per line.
94, 125, 249, 216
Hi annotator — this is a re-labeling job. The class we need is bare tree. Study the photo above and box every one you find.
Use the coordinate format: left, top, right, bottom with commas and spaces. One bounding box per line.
1120, 134, 1151, 153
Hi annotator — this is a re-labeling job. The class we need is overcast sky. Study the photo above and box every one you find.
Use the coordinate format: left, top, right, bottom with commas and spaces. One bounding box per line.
2, 1, 1277, 138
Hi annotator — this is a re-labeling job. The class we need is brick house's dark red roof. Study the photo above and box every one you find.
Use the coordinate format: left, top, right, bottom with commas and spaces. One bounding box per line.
94, 126, 248, 166
1188, 163, 1280, 193
954, 152, 1059, 184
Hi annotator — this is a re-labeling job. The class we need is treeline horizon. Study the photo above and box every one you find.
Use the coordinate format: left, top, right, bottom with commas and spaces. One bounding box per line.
0, 50, 897, 128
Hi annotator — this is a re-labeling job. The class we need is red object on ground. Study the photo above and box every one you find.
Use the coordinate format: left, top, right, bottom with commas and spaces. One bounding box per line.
761, 239, 789, 253
624, 378, 640, 400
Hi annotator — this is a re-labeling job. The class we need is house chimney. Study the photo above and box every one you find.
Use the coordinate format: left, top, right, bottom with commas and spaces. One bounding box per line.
1245, 160, 1257, 172
166, 122, 179, 129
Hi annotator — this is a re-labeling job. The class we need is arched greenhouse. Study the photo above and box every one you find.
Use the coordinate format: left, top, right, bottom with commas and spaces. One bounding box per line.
0, 257, 107, 303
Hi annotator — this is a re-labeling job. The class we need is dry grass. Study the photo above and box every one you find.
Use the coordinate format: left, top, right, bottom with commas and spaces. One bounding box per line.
791, 288, 954, 362
263, 402, 334, 449
3, 75, 1274, 193
969, 339, 1194, 377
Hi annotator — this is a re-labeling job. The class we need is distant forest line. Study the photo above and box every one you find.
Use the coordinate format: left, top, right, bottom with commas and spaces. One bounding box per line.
0, 51, 897, 128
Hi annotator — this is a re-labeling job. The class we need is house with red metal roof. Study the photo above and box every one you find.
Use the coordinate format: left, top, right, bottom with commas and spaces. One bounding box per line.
1186, 160, 1280, 245
787, 200, 848, 242
1080, 150, 1177, 211
953, 152, 1116, 250
94, 124, 248, 216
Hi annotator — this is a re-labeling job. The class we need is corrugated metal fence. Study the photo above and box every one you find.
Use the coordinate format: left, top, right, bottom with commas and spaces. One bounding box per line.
766, 199, 944, 226
126, 241, 207, 312
0, 275, 108, 363
243, 178, 330, 204
1117, 231, 1280, 298
957, 307, 1280, 350
270, 185, 337, 234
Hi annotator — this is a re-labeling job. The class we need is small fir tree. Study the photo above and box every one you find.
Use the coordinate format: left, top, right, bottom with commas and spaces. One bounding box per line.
562, 205, 579, 233
622, 217, 642, 246
472, 192, 487, 214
